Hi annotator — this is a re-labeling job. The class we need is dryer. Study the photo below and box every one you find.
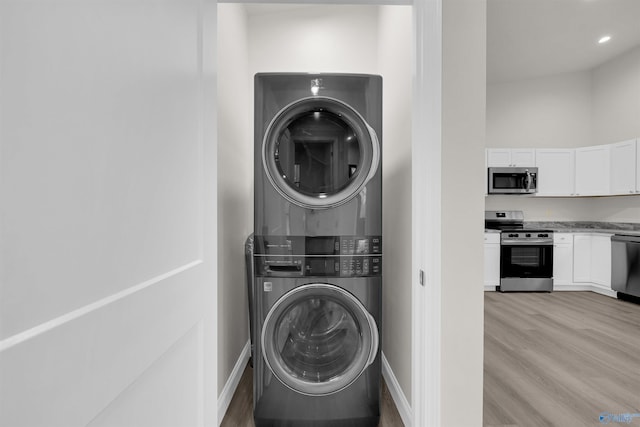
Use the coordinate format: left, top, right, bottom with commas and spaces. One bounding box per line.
252, 237, 382, 427
254, 73, 382, 238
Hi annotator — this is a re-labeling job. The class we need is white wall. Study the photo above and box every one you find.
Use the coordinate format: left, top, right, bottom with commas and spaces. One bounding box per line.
377, 5, 413, 404
592, 46, 640, 144
441, 0, 486, 425
217, 3, 252, 394
247, 5, 379, 74
487, 71, 593, 148
589, 46, 640, 222
486, 47, 640, 223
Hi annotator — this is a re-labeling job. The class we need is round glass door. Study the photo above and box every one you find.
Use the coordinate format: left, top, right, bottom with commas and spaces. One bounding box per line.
262, 97, 380, 209
261, 283, 379, 396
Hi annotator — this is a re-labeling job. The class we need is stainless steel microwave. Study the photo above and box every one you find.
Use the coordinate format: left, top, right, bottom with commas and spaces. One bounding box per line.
488, 167, 538, 194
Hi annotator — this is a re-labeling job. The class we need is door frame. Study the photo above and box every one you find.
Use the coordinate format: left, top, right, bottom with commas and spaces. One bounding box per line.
215, 1, 442, 425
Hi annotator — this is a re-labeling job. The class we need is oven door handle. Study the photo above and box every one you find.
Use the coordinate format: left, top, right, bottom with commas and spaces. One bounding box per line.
501, 239, 553, 245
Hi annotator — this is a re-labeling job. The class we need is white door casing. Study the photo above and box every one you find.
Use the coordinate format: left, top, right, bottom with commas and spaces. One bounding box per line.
412, 0, 442, 426
0, 1, 218, 426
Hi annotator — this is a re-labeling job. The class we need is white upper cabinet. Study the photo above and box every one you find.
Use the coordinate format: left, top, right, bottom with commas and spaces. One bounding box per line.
575, 144, 611, 196
487, 148, 535, 167
535, 149, 575, 196
486, 149, 511, 167
488, 139, 639, 198
610, 139, 639, 195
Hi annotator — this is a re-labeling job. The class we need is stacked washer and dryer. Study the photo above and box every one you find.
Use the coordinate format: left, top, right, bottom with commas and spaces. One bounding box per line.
251, 73, 383, 426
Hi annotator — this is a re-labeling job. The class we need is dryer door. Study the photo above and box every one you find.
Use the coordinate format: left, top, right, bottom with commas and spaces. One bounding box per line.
263, 96, 380, 209
261, 283, 379, 396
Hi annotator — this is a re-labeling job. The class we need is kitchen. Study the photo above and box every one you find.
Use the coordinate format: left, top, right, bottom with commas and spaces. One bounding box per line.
484, 1, 640, 424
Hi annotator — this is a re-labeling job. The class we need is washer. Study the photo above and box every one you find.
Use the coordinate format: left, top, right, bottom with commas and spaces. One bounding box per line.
254, 73, 382, 237
252, 245, 382, 426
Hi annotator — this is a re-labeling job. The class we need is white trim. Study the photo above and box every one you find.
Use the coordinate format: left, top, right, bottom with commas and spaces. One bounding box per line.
588, 286, 617, 298
554, 285, 618, 298
382, 353, 412, 427
217, 340, 251, 425
0, 260, 203, 353
412, 0, 442, 426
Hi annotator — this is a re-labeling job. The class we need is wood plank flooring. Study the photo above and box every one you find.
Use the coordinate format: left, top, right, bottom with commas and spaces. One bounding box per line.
220, 362, 404, 426
484, 291, 640, 427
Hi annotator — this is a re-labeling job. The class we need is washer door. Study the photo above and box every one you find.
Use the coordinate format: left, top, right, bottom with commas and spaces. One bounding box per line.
261, 283, 379, 396
263, 96, 380, 209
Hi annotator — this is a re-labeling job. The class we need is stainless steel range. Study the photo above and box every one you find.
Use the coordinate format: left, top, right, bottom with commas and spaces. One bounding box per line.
485, 211, 554, 292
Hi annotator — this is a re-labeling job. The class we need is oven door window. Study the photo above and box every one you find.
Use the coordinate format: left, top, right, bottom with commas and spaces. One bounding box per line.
501, 245, 553, 278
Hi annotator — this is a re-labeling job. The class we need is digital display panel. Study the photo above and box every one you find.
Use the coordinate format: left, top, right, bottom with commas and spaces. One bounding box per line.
306, 237, 338, 255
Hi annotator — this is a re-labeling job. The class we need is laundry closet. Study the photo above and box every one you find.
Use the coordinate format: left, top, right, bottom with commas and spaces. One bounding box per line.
216, 3, 413, 419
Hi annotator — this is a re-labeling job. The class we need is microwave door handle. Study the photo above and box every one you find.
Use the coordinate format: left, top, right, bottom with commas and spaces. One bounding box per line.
524, 170, 531, 191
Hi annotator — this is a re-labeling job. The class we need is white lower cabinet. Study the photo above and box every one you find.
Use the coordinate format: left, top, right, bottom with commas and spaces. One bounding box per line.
484, 233, 500, 290
571, 233, 613, 294
553, 233, 573, 288
591, 234, 612, 289
572, 234, 592, 283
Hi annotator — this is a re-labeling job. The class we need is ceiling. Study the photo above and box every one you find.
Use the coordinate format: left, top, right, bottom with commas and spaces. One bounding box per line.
240, 1, 640, 84
487, 0, 640, 83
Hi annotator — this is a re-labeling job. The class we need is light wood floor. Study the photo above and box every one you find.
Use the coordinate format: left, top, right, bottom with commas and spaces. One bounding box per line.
220, 362, 404, 426
484, 291, 640, 427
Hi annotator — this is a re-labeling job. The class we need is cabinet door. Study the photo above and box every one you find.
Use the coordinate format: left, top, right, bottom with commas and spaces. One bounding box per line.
511, 149, 536, 167
575, 145, 611, 196
535, 149, 575, 196
591, 235, 612, 288
487, 149, 512, 167
553, 244, 573, 287
573, 235, 591, 283
610, 139, 637, 195
553, 233, 573, 287
484, 243, 500, 288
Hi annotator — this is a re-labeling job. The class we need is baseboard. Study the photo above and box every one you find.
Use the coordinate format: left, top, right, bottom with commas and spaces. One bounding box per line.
589, 285, 617, 298
218, 340, 251, 425
554, 284, 617, 298
381, 352, 412, 427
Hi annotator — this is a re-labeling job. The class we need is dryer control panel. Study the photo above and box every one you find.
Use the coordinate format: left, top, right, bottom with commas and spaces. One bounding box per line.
254, 235, 382, 278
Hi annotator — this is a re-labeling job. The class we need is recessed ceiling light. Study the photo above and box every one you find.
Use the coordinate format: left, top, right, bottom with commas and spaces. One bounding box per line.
598, 35, 612, 44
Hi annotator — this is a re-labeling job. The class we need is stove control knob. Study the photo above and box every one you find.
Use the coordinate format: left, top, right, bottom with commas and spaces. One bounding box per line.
525, 233, 531, 237
508, 233, 517, 238
539, 233, 548, 238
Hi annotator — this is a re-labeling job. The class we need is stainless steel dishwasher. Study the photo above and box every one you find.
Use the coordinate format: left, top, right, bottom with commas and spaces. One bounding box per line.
611, 235, 640, 298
